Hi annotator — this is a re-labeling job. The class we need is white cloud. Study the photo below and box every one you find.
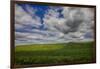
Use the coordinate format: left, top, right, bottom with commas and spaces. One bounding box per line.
15, 4, 42, 30
43, 6, 94, 42
15, 4, 95, 45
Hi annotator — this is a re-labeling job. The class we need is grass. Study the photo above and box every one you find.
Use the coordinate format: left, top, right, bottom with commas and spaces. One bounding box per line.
15, 42, 96, 67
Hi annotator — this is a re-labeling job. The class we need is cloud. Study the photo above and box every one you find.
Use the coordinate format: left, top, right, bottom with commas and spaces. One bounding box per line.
15, 4, 42, 30
43, 7, 94, 40
15, 4, 95, 45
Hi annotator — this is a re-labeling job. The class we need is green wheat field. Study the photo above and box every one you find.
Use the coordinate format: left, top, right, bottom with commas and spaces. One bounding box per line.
15, 42, 96, 67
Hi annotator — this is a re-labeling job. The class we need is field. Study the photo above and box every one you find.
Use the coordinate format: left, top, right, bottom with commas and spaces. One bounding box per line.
15, 42, 96, 67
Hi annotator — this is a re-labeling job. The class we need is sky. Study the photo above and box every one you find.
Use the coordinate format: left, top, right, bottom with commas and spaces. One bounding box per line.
15, 3, 95, 45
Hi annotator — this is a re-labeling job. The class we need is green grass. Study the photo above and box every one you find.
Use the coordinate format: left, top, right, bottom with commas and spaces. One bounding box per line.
15, 42, 96, 66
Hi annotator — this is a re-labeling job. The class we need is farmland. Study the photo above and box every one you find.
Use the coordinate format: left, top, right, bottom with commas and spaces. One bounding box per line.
15, 42, 96, 67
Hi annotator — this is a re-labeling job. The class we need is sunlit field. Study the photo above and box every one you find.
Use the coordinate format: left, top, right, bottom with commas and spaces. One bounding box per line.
15, 42, 96, 67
